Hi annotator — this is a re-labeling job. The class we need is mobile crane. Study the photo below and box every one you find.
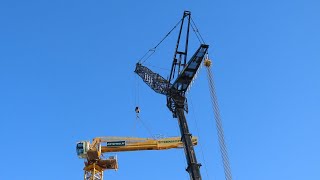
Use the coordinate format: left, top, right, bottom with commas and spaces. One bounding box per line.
135, 11, 207, 180
76, 136, 198, 180
135, 10, 233, 180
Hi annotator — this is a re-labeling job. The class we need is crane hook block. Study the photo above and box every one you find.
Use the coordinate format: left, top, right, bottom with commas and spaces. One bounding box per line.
135, 106, 140, 114
204, 58, 212, 67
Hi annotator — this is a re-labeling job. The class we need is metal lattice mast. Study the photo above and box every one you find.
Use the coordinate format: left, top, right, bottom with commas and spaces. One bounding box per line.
84, 163, 104, 180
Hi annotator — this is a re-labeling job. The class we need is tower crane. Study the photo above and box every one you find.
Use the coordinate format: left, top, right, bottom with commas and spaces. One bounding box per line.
135, 11, 208, 180
76, 136, 198, 180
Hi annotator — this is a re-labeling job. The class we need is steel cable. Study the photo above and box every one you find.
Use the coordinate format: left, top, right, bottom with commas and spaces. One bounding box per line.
205, 64, 233, 180
139, 19, 183, 64
191, 17, 206, 44
189, 96, 211, 180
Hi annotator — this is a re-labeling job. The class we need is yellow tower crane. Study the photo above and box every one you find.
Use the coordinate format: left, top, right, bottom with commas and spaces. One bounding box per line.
76, 136, 198, 180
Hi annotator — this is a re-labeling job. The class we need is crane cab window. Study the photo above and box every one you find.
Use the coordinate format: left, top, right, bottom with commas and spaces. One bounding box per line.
76, 142, 84, 156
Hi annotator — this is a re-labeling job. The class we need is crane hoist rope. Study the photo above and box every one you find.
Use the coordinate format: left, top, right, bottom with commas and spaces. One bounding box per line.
204, 58, 233, 180
189, 96, 211, 180
135, 114, 155, 138
133, 75, 154, 137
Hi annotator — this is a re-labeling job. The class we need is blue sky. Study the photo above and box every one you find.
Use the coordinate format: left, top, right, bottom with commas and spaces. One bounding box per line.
0, 0, 319, 179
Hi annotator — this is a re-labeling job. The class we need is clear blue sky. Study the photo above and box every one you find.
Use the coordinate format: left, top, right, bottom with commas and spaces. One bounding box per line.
0, 1, 319, 179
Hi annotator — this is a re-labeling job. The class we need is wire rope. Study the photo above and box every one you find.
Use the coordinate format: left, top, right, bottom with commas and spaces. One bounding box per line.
191, 17, 206, 44
139, 19, 183, 64
189, 96, 211, 180
133, 74, 155, 137
205, 62, 233, 180
136, 115, 154, 138
138, 16, 207, 66
133, 73, 139, 134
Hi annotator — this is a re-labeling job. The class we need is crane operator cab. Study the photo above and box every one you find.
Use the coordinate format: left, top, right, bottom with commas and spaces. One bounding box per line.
76, 141, 90, 159
77, 140, 119, 170
76, 141, 102, 160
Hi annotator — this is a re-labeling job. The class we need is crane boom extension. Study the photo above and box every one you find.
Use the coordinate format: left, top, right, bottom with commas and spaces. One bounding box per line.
135, 63, 170, 95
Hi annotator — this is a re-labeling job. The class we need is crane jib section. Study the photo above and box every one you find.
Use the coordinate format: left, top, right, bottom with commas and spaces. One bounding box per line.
134, 63, 170, 95
77, 137, 198, 157
100, 137, 198, 153
171, 44, 209, 93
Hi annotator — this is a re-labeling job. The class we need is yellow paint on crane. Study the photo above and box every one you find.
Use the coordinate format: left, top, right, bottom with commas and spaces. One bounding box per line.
77, 136, 199, 179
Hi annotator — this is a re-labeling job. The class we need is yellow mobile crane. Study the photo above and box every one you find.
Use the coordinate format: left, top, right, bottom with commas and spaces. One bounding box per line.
76, 136, 198, 180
